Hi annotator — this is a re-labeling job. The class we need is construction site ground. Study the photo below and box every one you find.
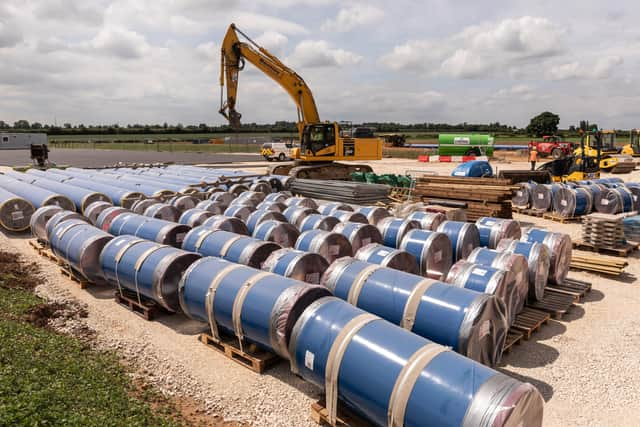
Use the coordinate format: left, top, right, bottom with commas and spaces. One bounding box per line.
1, 156, 639, 426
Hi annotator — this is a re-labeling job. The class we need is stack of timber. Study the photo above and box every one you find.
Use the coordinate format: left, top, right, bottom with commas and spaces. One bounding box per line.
289, 179, 390, 204
412, 176, 515, 221
580, 213, 626, 248
570, 252, 628, 276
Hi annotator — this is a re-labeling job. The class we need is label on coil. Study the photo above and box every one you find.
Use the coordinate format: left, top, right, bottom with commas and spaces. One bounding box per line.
377, 249, 390, 256
538, 193, 544, 199
305, 272, 320, 283
453, 172, 466, 176
484, 220, 495, 226
472, 268, 487, 276
434, 250, 442, 262
11, 211, 24, 221
479, 320, 491, 338
305, 350, 315, 371
561, 200, 567, 206
602, 199, 609, 205
175, 233, 186, 243
516, 191, 523, 197
329, 245, 340, 256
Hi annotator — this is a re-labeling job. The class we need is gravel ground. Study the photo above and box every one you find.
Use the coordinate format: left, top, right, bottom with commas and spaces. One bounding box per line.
1, 156, 639, 426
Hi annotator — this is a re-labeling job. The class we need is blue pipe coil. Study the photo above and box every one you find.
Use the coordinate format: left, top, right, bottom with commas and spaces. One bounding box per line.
49, 220, 113, 283
100, 235, 201, 311
84, 201, 113, 226
61, 177, 144, 209
262, 248, 329, 283
233, 190, 265, 205
208, 191, 235, 205
289, 297, 544, 427
496, 239, 549, 301
169, 195, 200, 214
284, 197, 318, 209
179, 208, 214, 228
195, 200, 225, 214
475, 217, 521, 248
224, 204, 254, 222
178, 257, 331, 358
521, 228, 572, 285
317, 202, 353, 216
0, 175, 75, 211
143, 203, 179, 222
250, 180, 272, 194
377, 217, 420, 248
115, 173, 194, 194
252, 220, 300, 248
201, 215, 249, 235
354, 243, 418, 274
329, 210, 369, 224
108, 212, 191, 247
182, 227, 280, 268
283, 206, 318, 227
45, 210, 87, 242
58, 168, 176, 199
298, 213, 340, 232
0, 187, 35, 232
406, 211, 445, 231
245, 210, 287, 234
356, 206, 391, 225
436, 220, 480, 262
295, 229, 352, 264
30, 205, 63, 241
255, 200, 287, 213
321, 258, 508, 366
332, 221, 383, 254
263, 192, 290, 204
399, 229, 452, 280
553, 187, 592, 217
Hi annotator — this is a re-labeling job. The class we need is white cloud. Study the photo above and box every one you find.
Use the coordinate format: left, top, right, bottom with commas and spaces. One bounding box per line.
549, 56, 624, 80
321, 3, 384, 32
288, 40, 362, 68
255, 31, 289, 56
90, 27, 150, 59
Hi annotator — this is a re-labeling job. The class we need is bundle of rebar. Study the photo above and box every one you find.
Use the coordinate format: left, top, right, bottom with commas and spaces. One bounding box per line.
581, 213, 626, 248
412, 176, 515, 221
288, 179, 390, 204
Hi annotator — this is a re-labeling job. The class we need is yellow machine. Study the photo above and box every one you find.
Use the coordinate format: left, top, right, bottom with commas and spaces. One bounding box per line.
573, 129, 634, 173
539, 131, 601, 182
621, 129, 640, 157
219, 24, 382, 179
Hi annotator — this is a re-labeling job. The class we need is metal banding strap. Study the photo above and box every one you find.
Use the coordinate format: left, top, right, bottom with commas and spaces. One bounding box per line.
52, 221, 84, 262
132, 217, 152, 240
387, 343, 448, 427
132, 244, 169, 305
325, 313, 378, 425
113, 238, 147, 297
401, 279, 436, 331
194, 228, 216, 250
346, 264, 380, 306
205, 263, 244, 342
231, 271, 272, 350
61, 224, 85, 273
218, 235, 245, 258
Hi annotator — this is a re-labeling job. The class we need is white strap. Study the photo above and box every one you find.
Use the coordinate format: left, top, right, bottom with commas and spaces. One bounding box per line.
113, 238, 146, 297
400, 279, 436, 331
346, 264, 380, 306
231, 271, 272, 350
205, 264, 244, 342
132, 244, 168, 305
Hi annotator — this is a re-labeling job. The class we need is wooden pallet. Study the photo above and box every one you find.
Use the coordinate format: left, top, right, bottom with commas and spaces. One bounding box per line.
59, 266, 90, 289
511, 307, 550, 340
503, 330, 524, 353
114, 290, 160, 321
512, 206, 545, 217
570, 252, 628, 275
547, 278, 592, 301
310, 399, 369, 427
543, 212, 580, 223
527, 289, 576, 319
572, 240, 637, 257
199, 333, 280, 374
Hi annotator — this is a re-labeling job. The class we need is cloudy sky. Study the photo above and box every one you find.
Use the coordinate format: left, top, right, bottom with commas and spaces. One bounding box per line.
1, 0, 638, 128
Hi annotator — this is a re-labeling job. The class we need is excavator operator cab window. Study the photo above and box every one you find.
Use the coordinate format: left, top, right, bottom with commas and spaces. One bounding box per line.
302, 124, 336, 156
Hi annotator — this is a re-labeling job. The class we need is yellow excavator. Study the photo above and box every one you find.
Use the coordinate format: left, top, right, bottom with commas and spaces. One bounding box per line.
621, 129, 640, 157
219, 24, 383, 179
572, 128, 635, 173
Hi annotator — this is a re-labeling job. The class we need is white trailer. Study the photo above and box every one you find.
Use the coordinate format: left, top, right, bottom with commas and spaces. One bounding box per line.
0, 133, 47, 150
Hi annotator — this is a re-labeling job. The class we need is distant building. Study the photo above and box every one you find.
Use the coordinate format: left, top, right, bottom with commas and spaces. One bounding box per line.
0, 133, 47, 149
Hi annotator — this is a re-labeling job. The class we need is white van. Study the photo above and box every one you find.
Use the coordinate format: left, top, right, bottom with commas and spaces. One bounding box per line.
261, 142, 295, 161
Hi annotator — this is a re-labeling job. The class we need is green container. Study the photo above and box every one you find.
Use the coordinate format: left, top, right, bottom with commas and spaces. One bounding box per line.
438, 134, 494, 156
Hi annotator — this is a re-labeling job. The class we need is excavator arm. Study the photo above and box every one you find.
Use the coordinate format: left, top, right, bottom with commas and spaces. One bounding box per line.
219, 24, 321, 135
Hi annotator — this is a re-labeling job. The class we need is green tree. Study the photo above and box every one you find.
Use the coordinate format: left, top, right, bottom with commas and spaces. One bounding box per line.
526, 112, 560, 137
13, 120, 30, 129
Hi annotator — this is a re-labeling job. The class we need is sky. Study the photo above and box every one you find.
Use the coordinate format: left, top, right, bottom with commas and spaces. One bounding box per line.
1, 0, 639, 128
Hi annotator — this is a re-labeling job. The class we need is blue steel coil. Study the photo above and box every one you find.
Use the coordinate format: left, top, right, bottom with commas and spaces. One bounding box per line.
284, 197, 318, 209
249, 180, 272, 194
245, 210, 287, 234
143, 203, 179, 222
232, 191, 265, 205
283, 206, 319, 227
84, 201, 114, 226
521, 228, 571, 285
0, 187, 35, 232
298, 213, 340, 233
223, 204, 255, 222
179, 208, 215, 228
228, 183, 250, 196
496, 239, 549, 301
332, 221, 383, 254
100, 235, 201, 311
49, 220, 113, 283
25, 168, 70, 182
30, 205, 63, 241
45, 210, 87, 242
255, 200, 287, 213
262, 248, 329, 284
182, 227, 280, 268
475, 217, 521, 249
114, 173, 195, 194
169, 195, 200, 214
531, 184, 563, 211
578, 184, 605, 211
446, 260, 517, 325
399, 229, 452, 280
178, 257, 331, 358
108, 212, 191, 247
623, 183, 640, 211
263, 192, 291, 203
201, 215, 249, 235
131, 199, 158, 215
406, 211, 446, 231
0, 175, 75, 211
553, 187, 592, 217
436, 220, 480, 262
58, 170, 175, 199
289, 297, 544, 427
377, 217, 421, 248
466, 248, 529, 320
512, 182, 537, 208
295, 229, 352, 264
95, 206, 129, 232
252, 220, 300, 248
356, 206, 391, 225
354, 243, 418, 275
329, 210, 368, 224
321, 257, 508, 366
208, 192, 236, 205
317, 202, 353, 216
47, 175, 144, 209
194, 200, 226, 214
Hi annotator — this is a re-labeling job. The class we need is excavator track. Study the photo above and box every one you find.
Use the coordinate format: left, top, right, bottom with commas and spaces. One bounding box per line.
274, 162, 373, 180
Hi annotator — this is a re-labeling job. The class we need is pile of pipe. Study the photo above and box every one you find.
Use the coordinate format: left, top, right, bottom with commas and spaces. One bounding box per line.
287, 178, 390, 204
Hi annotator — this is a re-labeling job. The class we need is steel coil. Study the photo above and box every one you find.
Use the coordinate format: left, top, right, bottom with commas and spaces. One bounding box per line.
30, 205, 63, 242
228, 183, 250, 196
496, 239, 549, 301
249, 180, 272, 194
377, 217, 421, 248
512, 182, 536, 208
224, 205, 255, 222
332, 221, 383, 254
49, 220, 113, 283
283, 206, 319, 227
143, 203, 179, 221
436, 220, 481, 262
179, 208, 215, 227
262, 248, 329, 283
263, 192, 291, 203
233, 191, 265, 206
182, 227, 280, 268
255, 200, 287, 213
284, 196, 318, 209
354, 243, 418, 274
475, 217, 522, 249
356, 206, 391, 225
425, 205, 467, 222
0, 175, 75, 211
623, 183, 640, 211
178, 257, 330, 358
289, 297, 544, 427
209, 191, 236, 205
130, 199, 156, 215
84, 201, 114, 225
108, 212, 191, 247
55, 177, 144, 209
298, 213, 340, 232
399, 229, 452, 280
100, 235, 201, 311
317, 202, 353, 215
322, 258, 508, 366
169, 195, 200, 213
201, 215, 249, 235
95, 206, 128, 232
195, 200, 226, 214
45, 210, 87, 242
406, 211, 446, 231
531, 184, 562, 211
330, 210, 368, 224
553, 187, 593, 217
521, 228, 571, 285
253, 220, 300, 248
245, 210, 287, 234
295, 229, 352, 263
0, 188, 35, 232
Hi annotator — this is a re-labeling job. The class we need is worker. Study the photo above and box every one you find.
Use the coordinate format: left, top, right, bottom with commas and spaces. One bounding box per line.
529, 146, 538, 171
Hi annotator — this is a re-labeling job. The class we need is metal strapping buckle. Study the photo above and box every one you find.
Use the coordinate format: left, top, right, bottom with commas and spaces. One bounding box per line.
205, 264, 243, 342
401, 279, 436, 331
346, 264, 380, 306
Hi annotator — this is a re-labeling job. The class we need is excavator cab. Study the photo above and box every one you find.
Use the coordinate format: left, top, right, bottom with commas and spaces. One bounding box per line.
301, 123, 337, 157
600, 130, 620, 154
539, 131, 601, 182
621, 129, 640, 156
